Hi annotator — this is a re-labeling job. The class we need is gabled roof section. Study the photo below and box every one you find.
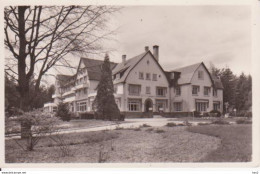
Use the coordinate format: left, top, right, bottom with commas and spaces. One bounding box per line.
170, 62, 202, 85
112, 51, 169, 84
79, 57, 117, 81
112, 52, 147, 83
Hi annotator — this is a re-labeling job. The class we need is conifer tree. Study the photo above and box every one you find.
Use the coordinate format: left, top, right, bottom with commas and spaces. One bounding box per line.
92, 54, 120, 120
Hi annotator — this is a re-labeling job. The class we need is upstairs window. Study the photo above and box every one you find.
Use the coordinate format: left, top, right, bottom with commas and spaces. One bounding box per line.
83, 88, 88, 95
129, 84, 141, 96
213, 89, 218, 97
152, 74, 157, 81
139, 72, 144, 79
175, 86, 181, 96
146, 86, 151, 94
198, 71, 204, 80
204, 87, 211, 96
114, 86, 118, 94
146, 73, 151, 80
192, 85, 200, 95
156, 87, 167, 97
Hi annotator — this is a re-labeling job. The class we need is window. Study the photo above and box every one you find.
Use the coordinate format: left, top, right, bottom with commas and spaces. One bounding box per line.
146, 73, 151, 80
175, 86, 181, 96
146, 86, 151, 94
139, 72, 144, 79
114, 86, 118, 94
192, 85, 200, 95
198, 71, 204, 79
84, 88, 88, 94
213, 102, 220, 110
152, 74, 157, 81
156, 87, 167, 97
174, 102, 182, 111
204, 87, 210, 96
195, 102, 208, 112
213, 89, 218, 97
129, 84, 141, 96
52, 106, 57, 112
128, 99, 141, 111
77, 102, 87, 112
116, 73, 120, 80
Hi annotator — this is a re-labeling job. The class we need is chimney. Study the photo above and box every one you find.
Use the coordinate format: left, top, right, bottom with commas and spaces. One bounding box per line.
153, 45, 159, 61
145, 46, 149, 52
122, 55, 126, 64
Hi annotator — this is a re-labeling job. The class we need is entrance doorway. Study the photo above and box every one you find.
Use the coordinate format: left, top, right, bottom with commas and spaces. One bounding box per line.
144, 98, 153, 112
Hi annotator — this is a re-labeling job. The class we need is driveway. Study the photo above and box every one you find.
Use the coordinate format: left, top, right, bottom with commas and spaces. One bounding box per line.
5, 117, 208, 140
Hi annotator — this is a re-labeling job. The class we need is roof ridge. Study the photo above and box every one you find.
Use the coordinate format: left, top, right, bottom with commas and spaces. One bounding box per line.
170, 62, 202, 72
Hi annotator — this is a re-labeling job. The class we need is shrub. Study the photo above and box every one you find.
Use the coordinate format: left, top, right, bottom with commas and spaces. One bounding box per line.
141, 123, 151, 127
119, 114, 125, 121
245, 112, 252, 118
79, 112, 94, 119
133, 127, 141, 131
198, 122, 211, 126
211, 119, 230, 125
202, 112, 209, 117
17, 110, 62, 151
146, 128, 154, 132
236, 119, 252, 124
56, 102, 71, 121
193, 111, 201, 117
183, 120, 192, 126
165, 122, 177, 127
155, 129, 165, 133
209, 110, 222, 117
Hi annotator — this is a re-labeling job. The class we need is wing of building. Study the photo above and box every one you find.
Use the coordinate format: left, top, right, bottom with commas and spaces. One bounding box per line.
44, 45, 223, 118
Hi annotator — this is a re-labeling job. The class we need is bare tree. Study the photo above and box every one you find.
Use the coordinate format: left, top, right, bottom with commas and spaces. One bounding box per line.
4, 6, 119, 111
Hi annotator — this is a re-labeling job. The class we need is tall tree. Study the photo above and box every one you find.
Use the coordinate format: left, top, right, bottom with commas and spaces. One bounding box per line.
4, 6, 118, 111
92, 54, 120, 121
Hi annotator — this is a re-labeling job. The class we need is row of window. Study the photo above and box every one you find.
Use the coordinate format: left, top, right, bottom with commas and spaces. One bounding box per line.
174, 86, 218, 97
127, 100, 221, 112
128, 84, 167, 96
128, 99, 167, 112
174, 101, 220, 112
75, 76, 87, 86
139, 72, 158, 81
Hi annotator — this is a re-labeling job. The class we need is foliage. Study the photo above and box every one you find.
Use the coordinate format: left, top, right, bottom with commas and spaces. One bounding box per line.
92, 54, 121, 121
155, 129, 165, 133
5, 6, 119, 111
165, 122, 177, 127
56, 102, 71, 121
79, 112, 95, 119
141, 123, 151, 127
193, 111, 202, 117
209, 110, 222, 117
211, 119, 230, 125
236, 119, 252, 124
211, 65, 252, 114
16, 110, 61, 151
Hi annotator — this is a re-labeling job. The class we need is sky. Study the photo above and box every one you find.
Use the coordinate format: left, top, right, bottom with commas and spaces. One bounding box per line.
43, 5, 252, 85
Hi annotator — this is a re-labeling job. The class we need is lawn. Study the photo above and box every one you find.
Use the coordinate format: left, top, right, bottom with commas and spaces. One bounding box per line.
6, 126, 220, 163
188, 124, 252, 162
5, 123, 251, 163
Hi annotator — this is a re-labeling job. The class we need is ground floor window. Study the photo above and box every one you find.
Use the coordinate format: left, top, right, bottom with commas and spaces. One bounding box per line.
52, 106, 57, 112
195, 102, 208, 112
76, 101, 87, 112
128, 99, 141, 111
156, 100, 167, 112
70, 103, 74, 112
115, 98, 121, 108
174, 102, 182, 111
213, 101, 220, 110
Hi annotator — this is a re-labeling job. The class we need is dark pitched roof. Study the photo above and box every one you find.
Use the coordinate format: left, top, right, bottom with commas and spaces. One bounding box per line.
80, 57, 117, 81
112, 52, 147, 84
170, 62, 223, 89
170, 62, 202, 85
56, 74, 74, 86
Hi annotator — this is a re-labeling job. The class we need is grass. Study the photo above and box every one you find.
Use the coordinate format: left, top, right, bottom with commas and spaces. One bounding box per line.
6, 126, 222, 163
188, 124, 252, 162
236, 119, 252, 124
211, 119, 230, 125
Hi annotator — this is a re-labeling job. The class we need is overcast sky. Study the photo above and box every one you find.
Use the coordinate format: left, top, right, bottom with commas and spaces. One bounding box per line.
44, 5, 251, 85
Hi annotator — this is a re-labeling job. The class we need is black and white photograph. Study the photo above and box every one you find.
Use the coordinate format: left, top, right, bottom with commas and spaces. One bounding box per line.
2, 0, 259, 168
